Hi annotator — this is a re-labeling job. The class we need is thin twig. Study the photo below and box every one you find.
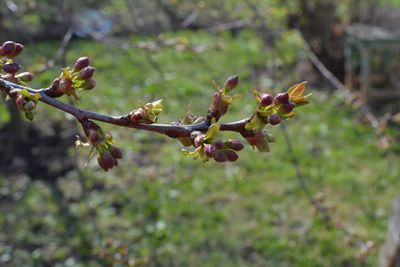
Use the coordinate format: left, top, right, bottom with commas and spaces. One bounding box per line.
0, 78, 250, 138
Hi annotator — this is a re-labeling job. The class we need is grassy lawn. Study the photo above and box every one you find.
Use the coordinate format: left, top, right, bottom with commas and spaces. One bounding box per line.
1, 30, 399, 266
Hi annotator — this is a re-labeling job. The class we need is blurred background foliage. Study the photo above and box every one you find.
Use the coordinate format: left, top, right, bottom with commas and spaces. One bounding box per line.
1, 0, 400, 266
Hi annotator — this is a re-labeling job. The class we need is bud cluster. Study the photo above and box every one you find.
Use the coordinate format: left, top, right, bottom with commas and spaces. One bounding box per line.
0, 41, 35, 86
244, 82, 310, 152
128, 100, 163, 124
76, 120, 123, 171
207, 76, 242, 122
183, 123, 244, 162
47, 57, 96, 99
203, 139, 244, 162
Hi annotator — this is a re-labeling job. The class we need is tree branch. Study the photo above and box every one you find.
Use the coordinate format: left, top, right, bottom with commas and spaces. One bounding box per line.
0, 78, 250, 138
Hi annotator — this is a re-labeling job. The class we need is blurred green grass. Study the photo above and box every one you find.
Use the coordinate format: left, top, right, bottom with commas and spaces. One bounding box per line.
1, 30, 400, 267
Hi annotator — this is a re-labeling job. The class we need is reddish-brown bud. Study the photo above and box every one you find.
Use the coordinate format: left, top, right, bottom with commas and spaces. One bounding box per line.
98, 152, 114, 171
59, 78, 74, 94
110, 146, 123, 159
82, 79, 96, 90
213, 139, 224, 149
204, 144, 217, 157
224, 150, 239, 162
0, 41, 23, 57
73, 57, 90, 72
3, 62, 20, 74
194, 134, 205, 148
14, 43, 24, 57
226, 139, 244, 151
224, 75, 239, 92
129, 108, 146, 124
15, 95, 26, 110
260, 93, 273, 106
268, 114, 281, 125
274, 92, 289, 105
282, 102, 295, 113
78, 66, 95, 80
16, 72, 34, 82
88, 129, 100, 145
213, 152, 227, 162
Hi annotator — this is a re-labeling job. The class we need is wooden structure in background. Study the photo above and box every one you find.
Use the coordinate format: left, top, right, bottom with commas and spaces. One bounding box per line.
345, 24, 400, 104
380, 195, 400, 267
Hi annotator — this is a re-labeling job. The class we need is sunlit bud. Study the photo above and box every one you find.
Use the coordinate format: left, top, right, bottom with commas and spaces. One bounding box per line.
274, 92, 289, 105
16, 72, 34, 82
204, 144, 217, 157
73, 57, 90, 72
59, 78, 74, 94
224, 150, 238, 162
226, 139, 244, 151
282, 102, 295, 113
260, 93, 273, 106
129, 108, 146, 124
194, 134, 205, 148
78, 66, 95, 80
51, 78, 60, 90
268, 114, 281, 125
213, 151, 227, 162
15, 95, 26, 110
3, 62, 20, 74
14, 43, 24, 57
1, 41, 16, 55
224, 75, 239, 92
110, 146, 123, 159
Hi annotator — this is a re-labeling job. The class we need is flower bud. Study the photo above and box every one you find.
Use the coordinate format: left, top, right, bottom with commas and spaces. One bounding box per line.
110, 146, 123, 159
129, 108, 146, 124
73, 57, 90, 72
16, 72, 34, 82
82, 79, 96, 90
213, 151, 227, 162
15, 95, 26, 110
282, 102, 295, 113
224, 150, 238, 162
1, 41, 16, 55
14, 43, 24, 57
88, 129, 100, 145
78, 66, 95, 80
226, 139, 244, 151
224, 75, 239, 92
98, 152, 114, 171
59, 78, 74, 94
260, 93, 273, 106
213, 139, 224, 149
204, 144, 217, 157
3, 62, 20, 74
194, 134, 205, 148
51, 78, 60, 90
274, 92, 289, 105
268, 114, 281, 125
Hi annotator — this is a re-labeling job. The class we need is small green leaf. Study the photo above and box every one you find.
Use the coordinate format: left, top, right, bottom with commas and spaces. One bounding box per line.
204, 123, 220, 142
24, 111, 34, 121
